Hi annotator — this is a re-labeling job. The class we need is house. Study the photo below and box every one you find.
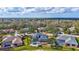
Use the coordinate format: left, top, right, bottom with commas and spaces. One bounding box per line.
32, 33, 48, 42
56, 35, 78, 48
1, 31, 23, 48
56, 31, 64, 37
37, 27, 46, 32
69, 26, 75, 32
2, 29, 15, 34
58, 27, 63, 31
1, 35, 23, 48
42, 32, 53, 38
30, 33, 48, 47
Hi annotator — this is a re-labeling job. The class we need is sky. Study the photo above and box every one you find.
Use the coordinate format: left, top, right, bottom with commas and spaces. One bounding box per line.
0, 7, 79, 18
0, 0, 79, 18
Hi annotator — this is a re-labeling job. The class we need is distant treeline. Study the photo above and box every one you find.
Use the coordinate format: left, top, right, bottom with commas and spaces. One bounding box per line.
0, 18, 79, 22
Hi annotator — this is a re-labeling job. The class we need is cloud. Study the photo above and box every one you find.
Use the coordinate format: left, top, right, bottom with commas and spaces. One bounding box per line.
23, 8, 36, 13
5, 7, 24, 12
45, 7, 66, 13
0, 7, 79, 16
71, 8, 79, 11
22, 7, 66, 13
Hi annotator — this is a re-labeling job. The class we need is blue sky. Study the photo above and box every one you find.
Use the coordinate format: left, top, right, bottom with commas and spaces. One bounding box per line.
0, 7, 79, 18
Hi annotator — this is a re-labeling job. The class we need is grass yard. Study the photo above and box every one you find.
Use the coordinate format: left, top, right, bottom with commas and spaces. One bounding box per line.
76, 37, 79, 44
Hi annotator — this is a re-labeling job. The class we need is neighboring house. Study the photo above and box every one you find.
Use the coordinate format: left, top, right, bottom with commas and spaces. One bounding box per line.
2, 29, 15, 34
57, 27, 63, 31
69, 26, 75, 32
56, 35, 78, 47
30, 33, 48, 47
1, 35, 23, 48
56, 31, 64, 37
37, 27, 46, 32
42, 32, 53, 38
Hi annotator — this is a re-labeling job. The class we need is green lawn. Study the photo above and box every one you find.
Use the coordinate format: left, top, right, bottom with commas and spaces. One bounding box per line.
76, 37, 79, 44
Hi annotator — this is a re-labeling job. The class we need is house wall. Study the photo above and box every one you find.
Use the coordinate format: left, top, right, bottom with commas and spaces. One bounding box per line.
65, 43, 77, 48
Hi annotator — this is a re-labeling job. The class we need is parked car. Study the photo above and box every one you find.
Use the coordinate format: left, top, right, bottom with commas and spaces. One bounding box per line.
30, 42, 41, 47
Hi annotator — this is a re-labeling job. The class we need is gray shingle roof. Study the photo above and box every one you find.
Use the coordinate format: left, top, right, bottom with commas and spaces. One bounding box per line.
56, 35, 78, 46
2, 35, 22, 44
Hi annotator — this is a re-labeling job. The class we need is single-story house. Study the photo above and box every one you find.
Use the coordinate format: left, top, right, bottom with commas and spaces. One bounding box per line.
56, 31, 64, 36
30, 33, 48, 47
37, 27, 46, 32
56, 35, 78, 47
1, 35, 23, 48
42, 32, 53, 38
2, 29, 15, 34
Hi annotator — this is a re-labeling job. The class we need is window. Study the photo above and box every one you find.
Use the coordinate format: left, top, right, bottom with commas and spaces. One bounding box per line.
77, 45, 79, 47
58, 40, 65, 43
72, 44, 75, 46
14, 44, 17, 46
66, 44, 70, 46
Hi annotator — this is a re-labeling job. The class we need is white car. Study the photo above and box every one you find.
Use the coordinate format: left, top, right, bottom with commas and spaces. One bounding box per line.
30, 42, 41, 47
